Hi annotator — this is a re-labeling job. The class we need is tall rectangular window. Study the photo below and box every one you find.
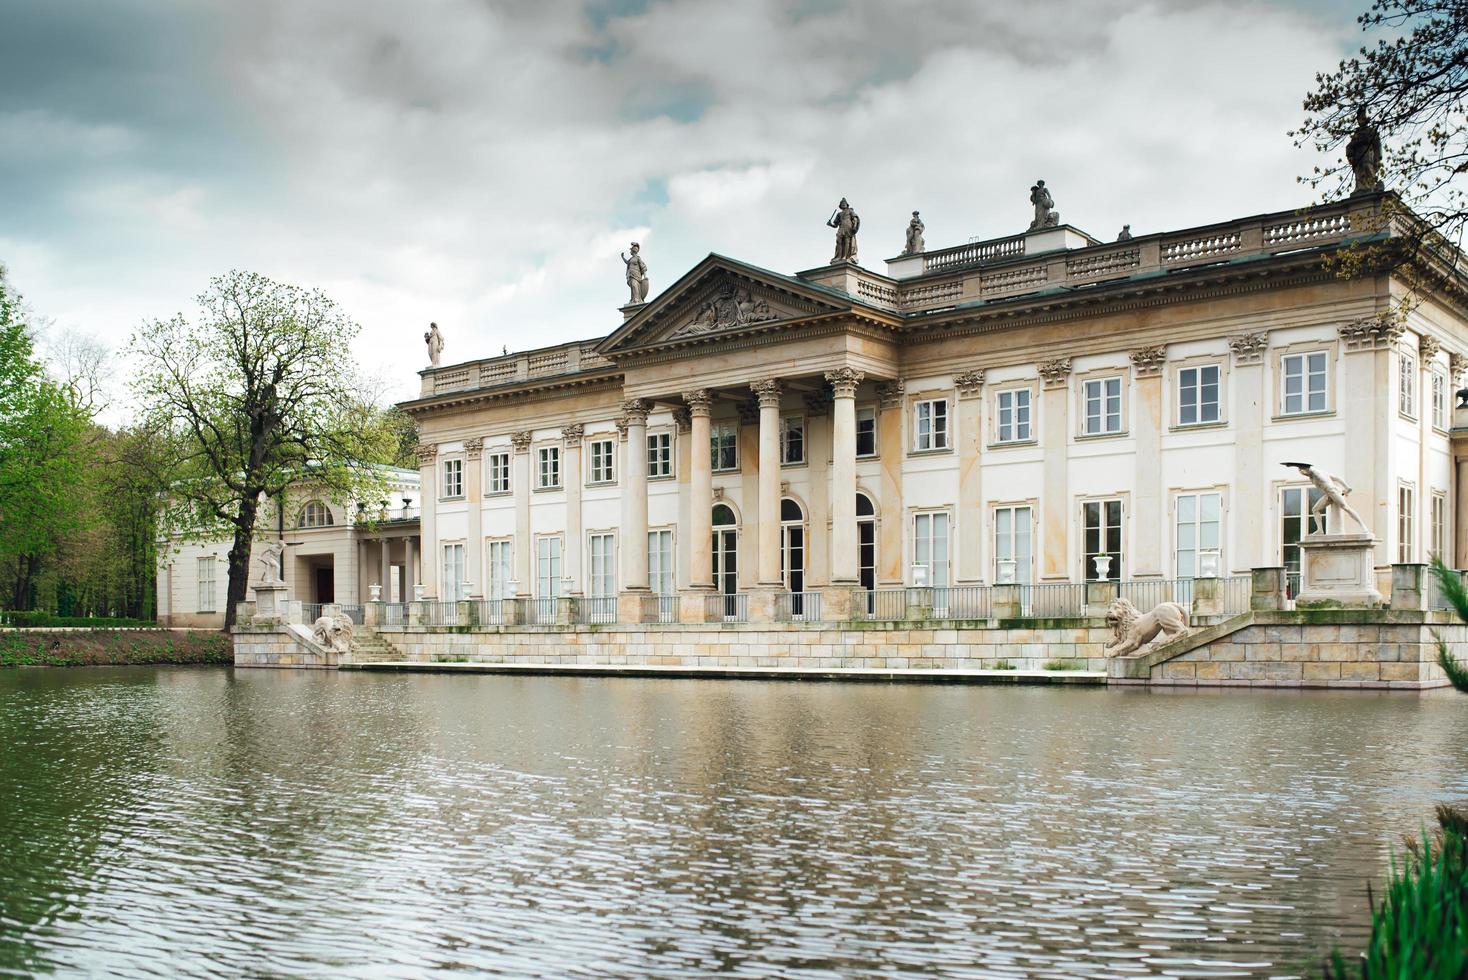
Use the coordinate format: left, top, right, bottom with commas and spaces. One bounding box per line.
1083, 499, 1123, 581
1281, 351, 1328, 415
536, 537, 562, 598
648, 529, 674, 594
1178, 364, 1221, 426
1082, 377, 1123, 435
197, 557, 216, 613
589, 438, 615, 484
589, 533, 615, 597
1433, 371, 1448, 429
1281, 486, 1325, 593
996, 389, 1032, 443
487, 451, 511, 494
1399, 351, 1417, 418
994, 505, 1033, 584
537, 446, 561, 489
914, 399, 949, 451
1175, 492, 1222, 578
711, 423, 738, 471
442, 458, 464, 498
487, 540, 513, 598
780, 415, 805, 464
855, 406, 877, 457
1398, 485, 1415, 563
647, 432, 673, 478
1432, 492, 1448, 561
441, 543, 466, 600
912, 512, 950, 588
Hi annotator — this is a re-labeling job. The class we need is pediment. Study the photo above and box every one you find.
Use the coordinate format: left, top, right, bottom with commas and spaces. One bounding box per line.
599, 255, 855, 356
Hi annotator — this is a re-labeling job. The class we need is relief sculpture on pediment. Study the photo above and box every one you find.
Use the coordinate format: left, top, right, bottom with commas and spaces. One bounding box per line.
670, 281, 782, 339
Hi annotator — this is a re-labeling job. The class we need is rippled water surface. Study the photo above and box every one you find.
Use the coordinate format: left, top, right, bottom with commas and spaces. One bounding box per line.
2, 668, 1466, 977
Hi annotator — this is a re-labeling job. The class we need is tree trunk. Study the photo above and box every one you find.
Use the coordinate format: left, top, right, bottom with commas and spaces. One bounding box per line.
222, 493, 261, 630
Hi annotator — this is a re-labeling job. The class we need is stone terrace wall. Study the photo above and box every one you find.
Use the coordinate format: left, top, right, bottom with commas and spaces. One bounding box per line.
233, 623, 337, 669
375, 619, 1115, 672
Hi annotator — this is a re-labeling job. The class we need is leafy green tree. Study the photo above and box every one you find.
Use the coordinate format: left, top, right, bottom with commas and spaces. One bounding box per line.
131, 271, 397, 629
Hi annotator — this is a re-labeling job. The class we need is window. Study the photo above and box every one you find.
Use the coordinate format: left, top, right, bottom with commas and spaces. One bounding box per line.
298, 500, 333, 528
1082, 377, 1123, 435
1178, 364, 1221, 426
537, 446, 561, 489
442, 543, 466, 600
1175, 492, 1222, 578
996, 389, 1032, 443
711, 423, 738, 471
648, 529, 674, 595
589, 533, 615, 597
912, 512, 950, 588
536, 537, 562, 598
442, 458, 464, 498
994, 505, 1033, 584
1281, 351, 1328, 415
197, 557, 216, 613
1432, 492, 1448, 561
780, 415, 805, 464
487, 451, 511, 494
648, 432, 673, 478
589, 438, 615, 484
1398, 484, 1415, 563
1433, 371, 1448, 429
1399, 350, 1417, 418
487, 540, 513, 599
1083, 499, 1123, 581
914, 399, 949, 451
1282, 486, 1326, 593
856, 494, 876, 593
855, 406, 877, 457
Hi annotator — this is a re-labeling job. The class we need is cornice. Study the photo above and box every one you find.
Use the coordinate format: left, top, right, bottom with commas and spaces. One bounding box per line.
608, 311, 900, 370
399, 370, 624, 418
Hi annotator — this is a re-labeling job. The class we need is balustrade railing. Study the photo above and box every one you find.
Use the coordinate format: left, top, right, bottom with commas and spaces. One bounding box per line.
1118, 578, 1194, 612
525, 597, 556, 625
580, 595, 618, 624
336, 604, 365, 625
1018, 583, 1088, 618
776, 591, 823, 622
856, 588, 909, 620
382, 602, 408, 626
474, 599, 509, 625
302, 602, 324, 624
706, 593, 748, 623
643, 594, 679, 624
414, 601, 460, 626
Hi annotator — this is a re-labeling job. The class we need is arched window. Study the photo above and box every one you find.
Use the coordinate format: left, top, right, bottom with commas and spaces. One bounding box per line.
780, 498, 803, 522
856, 493, 875, 518
713, 504, 737, 526
299, 500, 334, 528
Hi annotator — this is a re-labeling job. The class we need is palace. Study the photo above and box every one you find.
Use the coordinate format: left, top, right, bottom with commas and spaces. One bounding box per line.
395, 190, 1468, 626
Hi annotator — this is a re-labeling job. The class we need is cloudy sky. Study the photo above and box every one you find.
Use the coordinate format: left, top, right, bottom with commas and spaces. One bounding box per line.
1, 0, 1366, 408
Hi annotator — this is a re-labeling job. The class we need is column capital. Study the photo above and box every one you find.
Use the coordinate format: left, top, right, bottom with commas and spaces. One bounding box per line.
876, 379, 905, 409
954, 370, 985, 397
1452, 351, 1468, 381
672, 407, 692, 432
510, 431, 532, 453
1129, 345, 1166, 378
1339, 312, 1405, 352
681, 388, 713, 415
413, 443, 438, 464
823, 368, 865, 398
1228, 331, 1268, 365
561, 422, 584, 446
750, 378, 784, 409
614, 416, 629, 442
1038, 357, 1072, 389
464, 436, 484, 460
1420, 334, 1443, 361
622, 398, 651, 424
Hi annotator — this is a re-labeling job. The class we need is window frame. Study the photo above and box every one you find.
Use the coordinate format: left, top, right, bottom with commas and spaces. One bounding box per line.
1274, 345, 1333, 419
855, 404, 878, 458
486, 538, 514, 599
1174, 360, 1225, 428
486, 450, 512, 495
1432, 369, 1449, 431
911, 510, 952, 588
298, 500, 334, 528
992, 384, 1035, 446
440, 456, 465, 500
1078, 373, 1126, 437
587, 531, 617, 598
197, 556, 216, 613
1398, 348, 1418, 420
648, 528, 675, 595
1081, 497, 1125, 581
711, 422, 739, 472
536, 445, 562, 491
647, 431, 674, 480
535, 534, 563, 599
441, 541, 467, 601
992, 503, 1034, 585
588, 437, 616, 486
1398, 483, 1416, 563
912, 398, 950, 452
779, 414, 806, 466
1432, 490, 1448, 561
1173, 489, 1224, 579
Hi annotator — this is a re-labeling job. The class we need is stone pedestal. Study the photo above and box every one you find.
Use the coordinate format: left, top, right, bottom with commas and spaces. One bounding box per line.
617, 590, 649, 625
1085, 581, 1117, 617
821, 585, 856, 622
904, 587, 934, 621
556, 596, 577, 626
1297, 533, 1383, 608
747, 589, 777, 624
678, 590, 713, 624
1191, 577, 1223, 617
1390, 563, 1429, 611
252, 583, 289, 622
1250, 567, 1286, 611
992, 585, 1022, 620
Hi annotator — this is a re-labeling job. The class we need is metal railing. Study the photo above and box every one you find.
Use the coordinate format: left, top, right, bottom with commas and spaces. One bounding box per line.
302, 602, 324, 623
474, 599, 510, 625
776, 591, 823, 622
1117, 578, 1195, 612
336, 604, 365, 625
580, 595, 618, 624
706, 592, 748, 623
643, 594, 679, 624
1019, 583, 1087, 618
1219, 575, 1252, 615
856, 588, 909, 620
525, 597, 556, 625
382, 602, 408, 626
414, 601, 460, 626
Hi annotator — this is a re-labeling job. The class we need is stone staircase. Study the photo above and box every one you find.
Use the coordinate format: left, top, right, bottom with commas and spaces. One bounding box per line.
346, 628, 405, 665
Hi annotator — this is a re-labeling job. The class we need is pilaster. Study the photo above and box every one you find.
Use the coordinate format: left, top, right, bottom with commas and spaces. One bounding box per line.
1128, 346, 1165, 577
620, 400, 651, 612
954, 370, 985, 583
414, 443, 438, 598
464, 436, 483, 598
561, 423, 584, 595
1038, 358, 1071, 581
511, 430, 532, 598
876, 379, 905, 585
1229, 332, 1268, 569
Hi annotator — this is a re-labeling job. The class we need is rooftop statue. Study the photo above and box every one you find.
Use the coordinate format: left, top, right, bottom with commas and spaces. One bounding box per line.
903, 211, 925, 255
1345, 107, 1384, 194
1117, 224, 1133, 241
1029, 180, 1059, 230
1283, 462, 1371, 535
827, 198, 860, 264
621, 242, 649, 305
424, 322, 444, 368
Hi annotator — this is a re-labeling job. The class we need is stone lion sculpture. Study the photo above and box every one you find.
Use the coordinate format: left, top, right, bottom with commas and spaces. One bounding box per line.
1103, 597, 1190, 658
311, 614, 355, 656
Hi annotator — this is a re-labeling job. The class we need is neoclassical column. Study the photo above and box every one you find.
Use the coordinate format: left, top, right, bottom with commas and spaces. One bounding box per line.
379, 537, 392, 598
1038, 358, 1072, 581
464, 436, 484, 598
620, 400, 651, 595
1420, 334, 1441, 560
1130, 346, 1166, 577
826, 369, 864, 584
751, 379, 784, 588
954, 370, 985, 583
1229, 333, 1269, 568
511, 430, 532, 597
684, 390, 714, 590
876, 380, 905, 585
561, 423, 584, 595
414, 443, 438, 598
404, 535, 416, 601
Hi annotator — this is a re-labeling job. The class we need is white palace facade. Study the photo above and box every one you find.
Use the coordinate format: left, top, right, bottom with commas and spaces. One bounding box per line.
397, 192, 1468, 624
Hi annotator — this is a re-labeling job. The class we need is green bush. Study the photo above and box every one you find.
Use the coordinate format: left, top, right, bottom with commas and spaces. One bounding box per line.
0, 610, 157, 629
1428, 559, 1468, 693
1041, 659, 1085, 671
991, 659, 1017, 670
0, 629, 229, 667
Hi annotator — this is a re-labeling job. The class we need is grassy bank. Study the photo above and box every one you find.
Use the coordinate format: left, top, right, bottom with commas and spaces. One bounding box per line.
0, 629, 231, 667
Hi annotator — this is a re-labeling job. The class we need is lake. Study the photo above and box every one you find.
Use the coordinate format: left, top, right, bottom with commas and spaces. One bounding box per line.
1, 667, 1464, 976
